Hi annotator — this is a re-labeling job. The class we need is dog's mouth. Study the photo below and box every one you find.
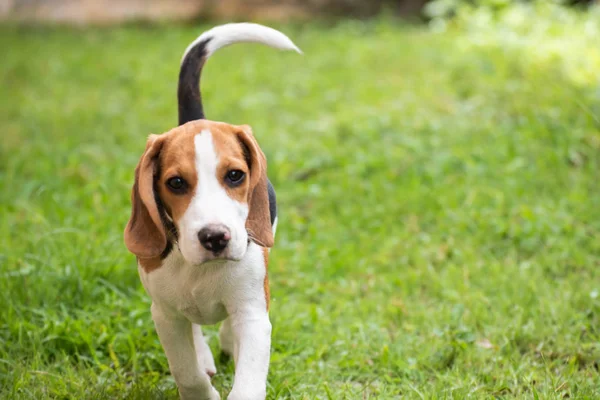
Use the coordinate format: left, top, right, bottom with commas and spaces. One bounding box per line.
177, 231, 249, 266
192, 249, 246, 266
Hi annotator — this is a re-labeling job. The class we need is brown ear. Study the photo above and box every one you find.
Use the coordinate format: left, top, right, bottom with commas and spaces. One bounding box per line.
124, 135, 167, 258
237, 125, 274, 248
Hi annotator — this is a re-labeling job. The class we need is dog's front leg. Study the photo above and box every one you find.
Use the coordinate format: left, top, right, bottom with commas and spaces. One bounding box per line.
151, 303, 220, 400
226, 309, 272, 400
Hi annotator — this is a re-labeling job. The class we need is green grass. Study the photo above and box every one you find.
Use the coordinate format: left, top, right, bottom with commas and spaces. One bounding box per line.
1, 19, 600, 399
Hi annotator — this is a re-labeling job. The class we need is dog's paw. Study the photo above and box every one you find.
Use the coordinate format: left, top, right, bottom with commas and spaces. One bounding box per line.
200, 351, 217, 379
196, 335, 217, 378
227, 388, 265, 400
205, 366, 216, 379
207, 386, 221, 400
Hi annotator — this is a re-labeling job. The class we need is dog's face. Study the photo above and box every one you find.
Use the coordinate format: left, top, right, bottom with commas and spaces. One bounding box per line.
124, 120, 273, 267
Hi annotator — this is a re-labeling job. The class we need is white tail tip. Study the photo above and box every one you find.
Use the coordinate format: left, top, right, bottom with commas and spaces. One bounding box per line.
182, 22, 302, 64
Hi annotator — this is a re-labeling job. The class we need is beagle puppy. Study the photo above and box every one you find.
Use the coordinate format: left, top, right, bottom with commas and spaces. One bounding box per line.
124, 23, 300, 400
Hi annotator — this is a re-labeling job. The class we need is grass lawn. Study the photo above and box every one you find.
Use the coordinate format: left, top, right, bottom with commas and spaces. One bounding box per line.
1, 19, 600, 399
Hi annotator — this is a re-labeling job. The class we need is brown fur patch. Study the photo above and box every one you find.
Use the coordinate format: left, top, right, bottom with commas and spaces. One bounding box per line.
262, 247, 270, 311
235, 126, 274, 248
155, 124, 199, 223
210, 126, 251, 204
124, 136, 167, 260
157, 120, 254, 220
137, 256, 163, 273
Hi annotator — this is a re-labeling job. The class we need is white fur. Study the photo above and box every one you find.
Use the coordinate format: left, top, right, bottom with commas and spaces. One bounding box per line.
139, 129, 273, 400
181, 22, 302, 64
268, 217, 278, 254
178, 130, 249, 265
140, 243, 271, 400
271, 216, 278, 237
193, 324, 217, 377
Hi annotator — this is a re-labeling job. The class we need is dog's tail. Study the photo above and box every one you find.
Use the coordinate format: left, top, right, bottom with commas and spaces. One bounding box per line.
178, 23, 301, 125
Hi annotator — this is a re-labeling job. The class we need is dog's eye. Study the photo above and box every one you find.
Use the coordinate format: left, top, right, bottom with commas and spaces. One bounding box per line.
225, 170, 245, 186
166, 177, 187, 193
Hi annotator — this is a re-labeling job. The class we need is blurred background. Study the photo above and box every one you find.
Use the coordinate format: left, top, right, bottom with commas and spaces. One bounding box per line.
1, 0, 596, 24
1, 0, 600, 399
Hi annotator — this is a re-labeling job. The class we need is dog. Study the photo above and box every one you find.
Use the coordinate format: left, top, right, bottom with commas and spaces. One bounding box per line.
123, 23, 300, 400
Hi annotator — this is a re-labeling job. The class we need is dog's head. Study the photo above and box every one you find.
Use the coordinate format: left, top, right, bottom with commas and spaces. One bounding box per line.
124, 120, 273, 266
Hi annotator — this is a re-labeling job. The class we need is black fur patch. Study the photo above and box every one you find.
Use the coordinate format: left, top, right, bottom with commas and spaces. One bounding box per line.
178, 38, 211, 125
267, 179, 277, 226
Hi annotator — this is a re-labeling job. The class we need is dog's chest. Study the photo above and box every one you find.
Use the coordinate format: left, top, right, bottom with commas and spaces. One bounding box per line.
171, 275, 228, 325
139, 258, 232, 325
139, 245, 267, 326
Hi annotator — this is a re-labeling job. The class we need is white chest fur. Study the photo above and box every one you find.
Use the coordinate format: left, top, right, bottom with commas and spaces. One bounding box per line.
139, 242, 268, 324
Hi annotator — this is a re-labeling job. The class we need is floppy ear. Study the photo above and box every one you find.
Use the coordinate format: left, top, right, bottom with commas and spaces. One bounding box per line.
237, 125, 274, 248
124, 135, 167, 258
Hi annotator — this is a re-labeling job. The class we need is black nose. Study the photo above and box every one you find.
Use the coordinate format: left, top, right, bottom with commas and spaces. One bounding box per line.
198, 224, 231, 254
